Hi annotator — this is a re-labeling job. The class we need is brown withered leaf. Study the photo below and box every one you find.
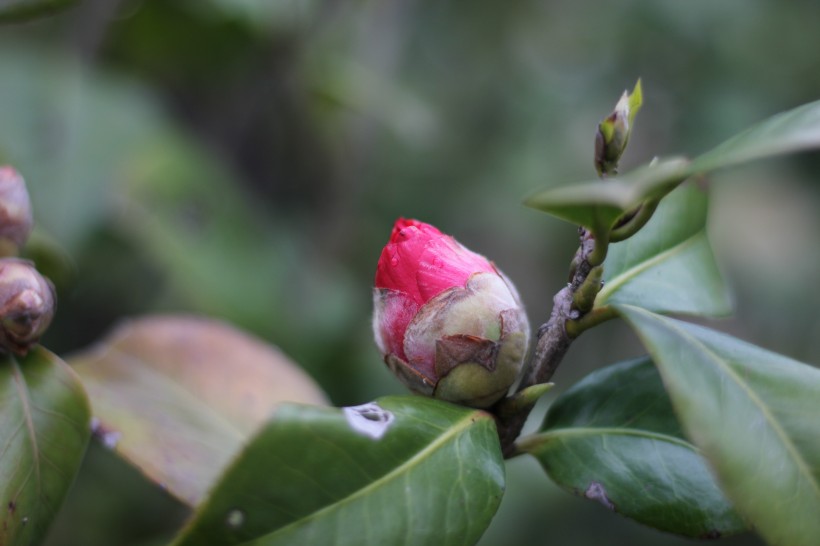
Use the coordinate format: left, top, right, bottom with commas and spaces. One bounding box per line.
69, 315, 328, 506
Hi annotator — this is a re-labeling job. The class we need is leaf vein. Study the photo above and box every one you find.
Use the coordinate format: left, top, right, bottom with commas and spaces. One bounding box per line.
260, 412, 488, 541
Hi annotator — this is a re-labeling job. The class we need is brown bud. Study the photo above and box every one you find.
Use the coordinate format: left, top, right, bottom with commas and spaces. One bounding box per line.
0, 167, 34, 254
0, 259, 56, 355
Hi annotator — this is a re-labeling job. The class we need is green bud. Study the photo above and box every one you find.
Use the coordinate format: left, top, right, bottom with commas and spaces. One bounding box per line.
595, 79, 643, 177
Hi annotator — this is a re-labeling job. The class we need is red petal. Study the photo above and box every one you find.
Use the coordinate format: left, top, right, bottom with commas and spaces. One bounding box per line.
375, 218, 494, 306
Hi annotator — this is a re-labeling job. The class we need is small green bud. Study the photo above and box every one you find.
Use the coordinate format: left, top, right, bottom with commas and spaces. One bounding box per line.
0, 258, 56, 355
595, 79, 643, 177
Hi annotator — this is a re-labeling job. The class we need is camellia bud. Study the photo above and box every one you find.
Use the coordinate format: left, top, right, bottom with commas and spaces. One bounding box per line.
0, 258, 56, 355
594, 79, 643, 176
372, 218, 530, 408
0, 166, 34, 254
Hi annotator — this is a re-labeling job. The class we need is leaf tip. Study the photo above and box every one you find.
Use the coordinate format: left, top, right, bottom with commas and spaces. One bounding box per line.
628, 78, 643, 124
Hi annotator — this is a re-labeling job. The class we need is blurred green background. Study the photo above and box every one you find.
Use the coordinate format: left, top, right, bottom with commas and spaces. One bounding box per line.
2, 0, 819, 544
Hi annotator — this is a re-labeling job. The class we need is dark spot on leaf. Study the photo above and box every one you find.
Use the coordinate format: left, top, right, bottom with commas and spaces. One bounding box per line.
584, 481, 615, 511
359, 409, 387, 422
699, 530, 722, 540
7, 501, 15, 514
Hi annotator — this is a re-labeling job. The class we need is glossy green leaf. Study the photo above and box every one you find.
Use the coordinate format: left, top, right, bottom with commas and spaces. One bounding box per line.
691, 98, 820, 172
618, 305, 820, 546
526, 99, 820, 231
521, 357, 744, 538
596, 182, 731, 316
0, 0, 76, 23
173, 396, 504, 546
69, 315, 328, 507
524, 157, 690, 234
0, 348, 91, 546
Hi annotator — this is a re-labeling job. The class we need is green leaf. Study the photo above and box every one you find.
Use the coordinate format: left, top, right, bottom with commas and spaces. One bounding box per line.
69, 315, 329, 507
173, 396, 504, 546
618, 305, 820, 546
521, 357, 744, 538
524, 157, 690, 234
691, 98, 820, 172
527, 99, 820, 231
0, 0, 76, 23
596, 182, 731, 316
0, 348, 91, 546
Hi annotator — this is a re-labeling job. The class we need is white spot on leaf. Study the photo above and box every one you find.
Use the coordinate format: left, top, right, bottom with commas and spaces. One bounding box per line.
343, 403, 394, 440
226, 509, 245, 528
585, 481, 615, 510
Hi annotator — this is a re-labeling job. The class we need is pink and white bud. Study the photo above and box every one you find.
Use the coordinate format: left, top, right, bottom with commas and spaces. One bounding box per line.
0, 166, 34, 253
373, 218, 530, 408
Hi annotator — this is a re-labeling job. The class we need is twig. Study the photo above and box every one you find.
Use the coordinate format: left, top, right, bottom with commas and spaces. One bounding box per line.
495, 82, 645, 456
494, 230, 600, 457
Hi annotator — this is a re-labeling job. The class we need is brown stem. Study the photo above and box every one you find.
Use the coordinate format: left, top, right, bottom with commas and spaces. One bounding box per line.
495, 231, 599, 457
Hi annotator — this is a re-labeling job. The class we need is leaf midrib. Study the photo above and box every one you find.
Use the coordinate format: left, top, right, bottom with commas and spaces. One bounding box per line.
243, 411, 492, 544
11, 358, 41, 496
625, 305, 820, 501
598, 231, 704, 304
5, 355, 43, 544
521, 426, 696, 453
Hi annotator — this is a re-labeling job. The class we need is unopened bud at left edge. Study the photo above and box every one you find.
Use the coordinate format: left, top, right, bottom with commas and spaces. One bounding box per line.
0, 259, 56, 355
0, 166, 34, 253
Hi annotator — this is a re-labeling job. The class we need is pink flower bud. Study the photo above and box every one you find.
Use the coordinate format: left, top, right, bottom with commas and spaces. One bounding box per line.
0, 258, 56, 355
373, 219, 530, 408
0, 167, 34, 253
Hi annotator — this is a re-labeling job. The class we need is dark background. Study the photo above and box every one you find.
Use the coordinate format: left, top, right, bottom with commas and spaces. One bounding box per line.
1, 1, 818, 544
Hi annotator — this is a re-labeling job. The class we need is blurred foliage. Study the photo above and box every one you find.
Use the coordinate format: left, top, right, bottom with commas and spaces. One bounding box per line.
0, 0, 817, 544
